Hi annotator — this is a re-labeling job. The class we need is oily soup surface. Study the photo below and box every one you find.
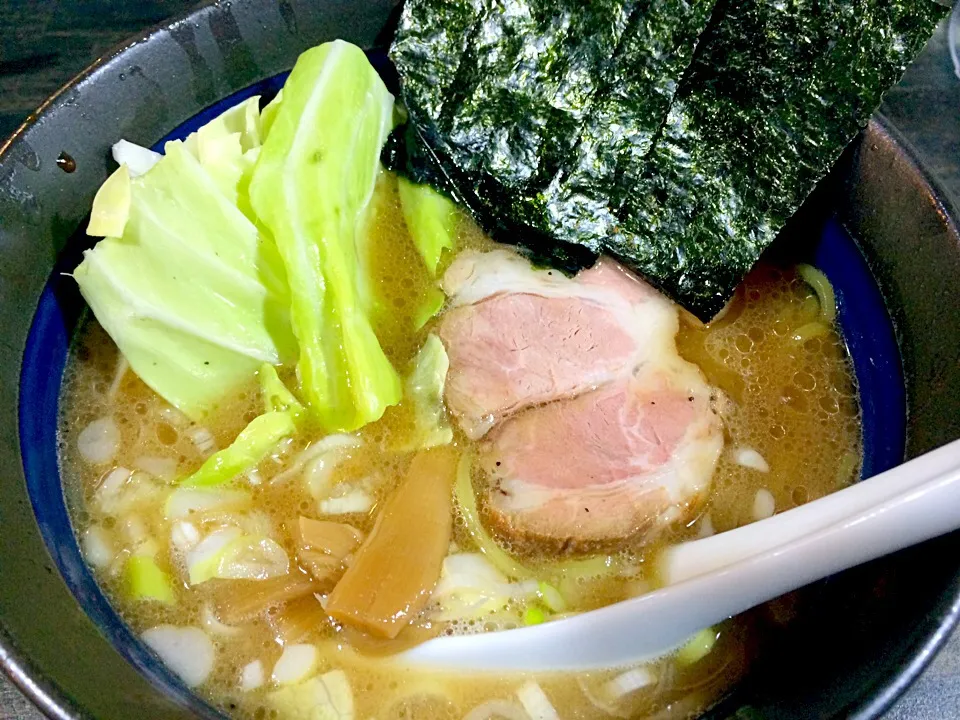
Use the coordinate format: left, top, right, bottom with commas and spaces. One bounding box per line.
60, 176, 861, 719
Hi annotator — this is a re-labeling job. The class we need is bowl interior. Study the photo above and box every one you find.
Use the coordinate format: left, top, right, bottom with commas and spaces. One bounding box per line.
19, 72, 907, 720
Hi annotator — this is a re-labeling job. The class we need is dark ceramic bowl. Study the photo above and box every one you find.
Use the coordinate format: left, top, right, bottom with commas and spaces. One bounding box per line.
2, 2, 960, 719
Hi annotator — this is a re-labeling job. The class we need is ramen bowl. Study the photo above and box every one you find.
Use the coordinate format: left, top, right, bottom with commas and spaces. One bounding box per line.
1, 2, 960, 718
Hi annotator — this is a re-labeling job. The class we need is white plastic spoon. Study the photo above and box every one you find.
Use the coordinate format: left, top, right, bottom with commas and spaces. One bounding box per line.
400, 437, 960, 671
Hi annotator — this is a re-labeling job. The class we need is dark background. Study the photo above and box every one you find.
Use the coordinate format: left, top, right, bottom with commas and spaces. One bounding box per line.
0, 1, 959, 718
0, 0, 202, 138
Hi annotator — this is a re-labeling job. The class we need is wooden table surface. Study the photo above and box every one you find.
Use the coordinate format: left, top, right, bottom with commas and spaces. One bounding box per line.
1, 2, 959, 718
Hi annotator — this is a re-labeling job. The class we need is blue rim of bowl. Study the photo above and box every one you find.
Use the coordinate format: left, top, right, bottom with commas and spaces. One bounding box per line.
0, 12, 955, 720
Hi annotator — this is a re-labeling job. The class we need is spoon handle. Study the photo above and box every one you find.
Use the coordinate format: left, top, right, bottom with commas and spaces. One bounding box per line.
662, 437, 960, 585
401, 439, 960, 671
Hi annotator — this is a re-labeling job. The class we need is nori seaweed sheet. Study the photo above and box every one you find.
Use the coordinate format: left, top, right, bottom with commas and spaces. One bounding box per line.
389, 0, 483, 123
389, 0, 946, 319
541, 1, 718, 247
391, 0, 650, 214
611, 0, 949, 317
389, 0, 719, 270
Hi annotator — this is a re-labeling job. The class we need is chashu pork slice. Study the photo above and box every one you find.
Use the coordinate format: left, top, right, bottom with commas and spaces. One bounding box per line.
439, 249, 679, 439
478, 361, 723, 548
438, 248, 723, 547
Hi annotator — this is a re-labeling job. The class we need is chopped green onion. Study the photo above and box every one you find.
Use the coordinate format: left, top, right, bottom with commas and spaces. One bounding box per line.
537, 582, 567, 613
676, 627, 718, 666
124, 555, 176, 605
523, 606, 546, 626
164, 486, 252, 519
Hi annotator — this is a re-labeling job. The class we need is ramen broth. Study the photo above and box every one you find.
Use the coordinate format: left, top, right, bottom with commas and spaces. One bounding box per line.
60, 175, 861, 719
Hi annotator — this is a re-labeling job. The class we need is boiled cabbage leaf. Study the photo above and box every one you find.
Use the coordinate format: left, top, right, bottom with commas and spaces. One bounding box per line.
180, 410, 296, 488
402, 333, 452, 449
259, 363, 306, 420
260, 90, 283, 138
412, 287, 446, 331
187, 95, 263, 215
87, 164, 131, 237
396, 178, 456, 330
112, 139, 161, 177
396, 176, 458, 276
75, 133, 295, 421
249, 40, 401, 432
